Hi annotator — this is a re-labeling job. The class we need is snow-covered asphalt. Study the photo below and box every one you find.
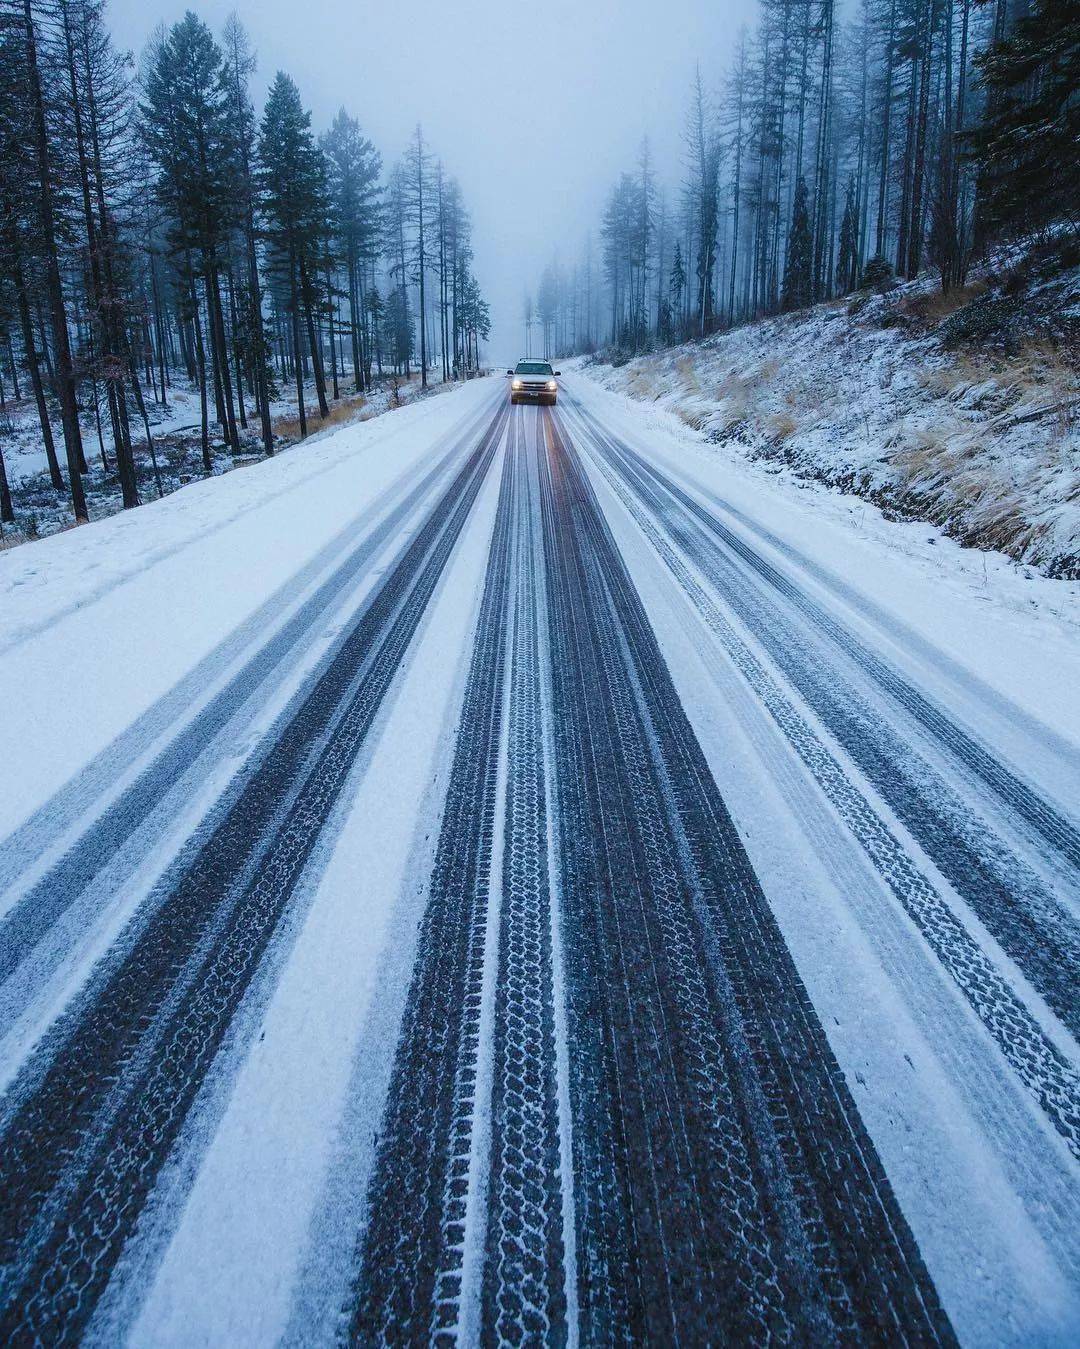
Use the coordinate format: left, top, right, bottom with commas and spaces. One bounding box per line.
0, 374, 1077, 1344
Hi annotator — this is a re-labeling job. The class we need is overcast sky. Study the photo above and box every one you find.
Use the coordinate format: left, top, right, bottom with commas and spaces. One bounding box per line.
110, 0, 756, 362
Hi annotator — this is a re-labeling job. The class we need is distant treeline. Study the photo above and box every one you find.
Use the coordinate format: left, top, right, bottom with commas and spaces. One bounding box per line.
0, 0, 491, 525
526, 0, 1077, 358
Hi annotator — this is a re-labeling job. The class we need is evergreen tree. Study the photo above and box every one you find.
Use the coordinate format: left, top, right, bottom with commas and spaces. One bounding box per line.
365, 286, 384, 376
967, 0, 1080, 244
221, 13, 273, 455
382, 282, 413, 373
668, 240, 686, 331
782, 175, 813, 310
142, 13, 242, 456
403, 124, 432, 386
258, 71, 330, 437
20, 0, 88, 519
0, 25, 65, 494
836, 175, 860, 294
322, 109, 381, 393
536, 265, 558, 355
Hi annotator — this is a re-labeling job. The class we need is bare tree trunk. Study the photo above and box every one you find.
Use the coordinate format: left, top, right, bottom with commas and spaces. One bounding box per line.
188, 270, 211, 472
0, 437, 14, 524
290, 252, 307, 438
325, 260, 340, 400
128, 353, 163, 498
14, 265, 64, 493
875, 0, 898, 257
299, 259, 329, 418
206, 264, 239, 451
23, 0, 86, 520
417, 171, 427, 386
5, 333, 21, 399
227, 262, 247, 428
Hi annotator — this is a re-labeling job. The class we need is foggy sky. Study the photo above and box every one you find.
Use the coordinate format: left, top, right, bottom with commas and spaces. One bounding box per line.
109, 0, 756, 363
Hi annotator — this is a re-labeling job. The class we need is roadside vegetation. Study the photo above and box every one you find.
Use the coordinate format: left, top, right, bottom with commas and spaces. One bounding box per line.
581, 239, 1079, 576
525, 0, 1077, 575
0, 0, 491, 546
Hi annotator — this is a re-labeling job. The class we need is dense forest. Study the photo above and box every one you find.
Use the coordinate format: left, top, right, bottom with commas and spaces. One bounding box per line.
0, 0, 490, 528
528, 0, 1078, 357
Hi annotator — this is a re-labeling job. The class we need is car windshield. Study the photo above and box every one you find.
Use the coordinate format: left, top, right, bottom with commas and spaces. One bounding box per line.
516, 361, 553, 376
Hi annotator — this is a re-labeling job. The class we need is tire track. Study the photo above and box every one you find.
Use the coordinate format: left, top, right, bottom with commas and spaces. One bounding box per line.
538, 408, 952, 1343
482, 413, 566, 1346
0, 411, 486, 1002
0, 401, 508, 1344
570, 395, 1080, 876
570, 403, 1080, 1043
0, 394, 499, 909
572, 407, 1080, 1161
348, 409, 517, 1344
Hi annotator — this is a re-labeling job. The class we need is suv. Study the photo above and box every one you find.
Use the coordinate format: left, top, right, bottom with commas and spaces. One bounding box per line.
508, 359, 561, 406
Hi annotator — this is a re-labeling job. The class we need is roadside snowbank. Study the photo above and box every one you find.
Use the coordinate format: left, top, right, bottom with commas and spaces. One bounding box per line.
0, 369, 448, 547
0, 376, 497, 841
575, 261, 1079, 577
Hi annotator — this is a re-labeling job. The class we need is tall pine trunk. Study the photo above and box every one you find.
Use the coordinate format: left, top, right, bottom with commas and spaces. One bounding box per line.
289, 252, 307, 437
14, 259, 64, 493
188, 269, 211, 472
23, 0, 86, 521
0, 438, 14, 524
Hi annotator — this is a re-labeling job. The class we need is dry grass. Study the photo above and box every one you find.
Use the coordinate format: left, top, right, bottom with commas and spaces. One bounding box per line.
916, 351, 992, 399
710, 371, 754, 417
674, 403, 710, 432
888, 426, 1048, 561
898, 278, 989, 323
999, 341, 1079, 402
674, 354, 701, 394
272, 391, 367, 443
627, 367, 662, 399
766, 411, 798, 441
889, 422, 969, 487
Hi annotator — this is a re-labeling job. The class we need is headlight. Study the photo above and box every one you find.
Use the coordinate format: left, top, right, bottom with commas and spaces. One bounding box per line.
547, 379, 557, 391
512, 378, 522, 389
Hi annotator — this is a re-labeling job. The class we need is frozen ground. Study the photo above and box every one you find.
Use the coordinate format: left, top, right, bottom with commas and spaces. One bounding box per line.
0, 367, 444, 547
0, 371, 1077, 1343
576, 258, 1080, 577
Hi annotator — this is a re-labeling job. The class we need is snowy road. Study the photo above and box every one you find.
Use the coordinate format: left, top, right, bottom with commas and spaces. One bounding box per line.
0, 375, 1078, 1344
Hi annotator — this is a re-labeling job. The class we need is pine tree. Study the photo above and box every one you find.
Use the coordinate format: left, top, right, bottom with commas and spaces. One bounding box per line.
522, 292, 533, 355
668, 240, 686, 337
258, 71, 330, 437
782, 174, 813, 310
21, 0, 88, 520
142, 13, 241, 458
382, 282, 413, 373
58, 0, 143, 506
365, 286, 384, 377
403, 124, 432, 387
322, 108, 381, 394
685, 67, 723, 333
221, 13, 273, 455
536, 265, 557, 355
966, 0, 1080, 244
836, 175, 860, 293
0, 26, 65, 493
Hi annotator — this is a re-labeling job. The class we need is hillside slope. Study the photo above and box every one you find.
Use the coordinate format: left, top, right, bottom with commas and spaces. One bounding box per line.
578, 252, 1079, 578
